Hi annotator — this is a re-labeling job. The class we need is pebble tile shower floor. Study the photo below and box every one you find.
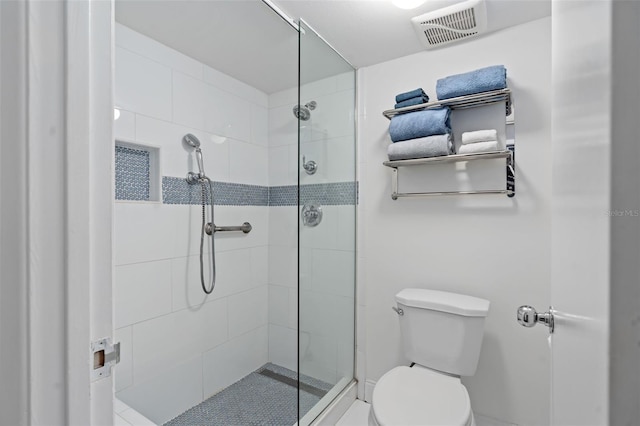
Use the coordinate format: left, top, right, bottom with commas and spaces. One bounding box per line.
164, 363, 332, 426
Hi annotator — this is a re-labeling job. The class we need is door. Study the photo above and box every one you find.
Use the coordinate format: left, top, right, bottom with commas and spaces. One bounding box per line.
0, 1, 115, 424
550, 0, 615, 424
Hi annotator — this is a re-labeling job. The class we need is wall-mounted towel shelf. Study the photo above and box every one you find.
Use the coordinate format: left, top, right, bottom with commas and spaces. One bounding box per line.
383, 146, 515, 200
382, 88, 515, 200
382, 88, 512, 120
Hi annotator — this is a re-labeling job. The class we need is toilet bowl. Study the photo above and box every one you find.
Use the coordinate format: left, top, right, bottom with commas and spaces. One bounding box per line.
368, 366, 474, 426
368, 289, 489, 426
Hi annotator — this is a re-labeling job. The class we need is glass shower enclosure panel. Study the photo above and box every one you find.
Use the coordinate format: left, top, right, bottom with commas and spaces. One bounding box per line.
297, 20, 357, 424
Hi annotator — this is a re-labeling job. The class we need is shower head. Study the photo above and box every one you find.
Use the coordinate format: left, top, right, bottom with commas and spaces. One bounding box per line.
293, 101, 316, 121
183, 133, 206, 180
183, 133, 201, 149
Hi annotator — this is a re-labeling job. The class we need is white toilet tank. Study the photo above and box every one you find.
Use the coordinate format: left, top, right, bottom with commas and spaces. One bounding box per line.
395, 288, 490, 377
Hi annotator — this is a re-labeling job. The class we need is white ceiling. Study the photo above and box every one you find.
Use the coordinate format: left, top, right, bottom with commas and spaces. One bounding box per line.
115, 0, 551, 94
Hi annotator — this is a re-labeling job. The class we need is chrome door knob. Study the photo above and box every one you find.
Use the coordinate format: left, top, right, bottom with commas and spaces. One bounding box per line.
517, 305, 537, 327
517, 305, 555, 333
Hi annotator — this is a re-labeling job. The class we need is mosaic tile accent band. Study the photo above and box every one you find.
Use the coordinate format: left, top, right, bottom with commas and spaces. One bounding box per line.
162, 177, 269, 206
115, 146, 357, 205
115, 145, 150, 201
270, 182, 358, 206
161, 177, 357, 206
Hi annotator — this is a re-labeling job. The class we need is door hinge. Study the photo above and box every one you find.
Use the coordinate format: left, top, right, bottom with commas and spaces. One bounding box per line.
91, 337, 120, 381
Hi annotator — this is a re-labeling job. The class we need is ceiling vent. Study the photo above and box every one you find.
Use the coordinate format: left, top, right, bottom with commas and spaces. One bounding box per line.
411, 0, 487, 49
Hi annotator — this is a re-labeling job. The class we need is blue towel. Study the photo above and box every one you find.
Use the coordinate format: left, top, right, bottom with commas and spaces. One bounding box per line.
389, 108, 451, 143
388, 134, 453, 161
436, 65, 507, 100
395, 88, 427, 103
394, 96, 429, 109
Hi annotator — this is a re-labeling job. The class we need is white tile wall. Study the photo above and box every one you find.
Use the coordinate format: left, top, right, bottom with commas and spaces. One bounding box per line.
250, 246, 269, 286
115, 47, 172, 122
311, 249, 355, 298
171, 71, 210, 133
227, 286, 269, 338
204, 86, 252, 142
115, 260, 173, 329
114, 203, 177, 265
268, 285, 290, 327
115, 25, 273, 422
117, 356, 203, 425
229, 140, 268, 185
114, 109, 136, 141
202, 325, 269, 397
268, 324, 297, 372
268, 146, 293, 186
203, 65, 268, 108
116, 23, 203, 80
131, 298, 227, 384
268, 245, 297, 288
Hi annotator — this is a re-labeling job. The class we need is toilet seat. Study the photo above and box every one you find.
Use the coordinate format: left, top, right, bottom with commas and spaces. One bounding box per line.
370, 366, 472, 426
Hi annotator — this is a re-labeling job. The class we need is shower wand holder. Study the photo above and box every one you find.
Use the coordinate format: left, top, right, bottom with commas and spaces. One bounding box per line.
205, 222, 252, 235
186, 171, 202, 185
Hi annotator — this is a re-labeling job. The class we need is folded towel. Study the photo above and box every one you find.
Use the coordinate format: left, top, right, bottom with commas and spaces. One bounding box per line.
436, 65, 507, 100
461, 129, 498, 145
388, 134, 453, 161
394, 96, 429, 109
395, 88, 427, 103
458, 140, 500, 154
389, 108, 451, 143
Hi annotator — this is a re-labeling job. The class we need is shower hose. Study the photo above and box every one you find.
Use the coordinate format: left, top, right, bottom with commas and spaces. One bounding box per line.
199, 177, 216, 294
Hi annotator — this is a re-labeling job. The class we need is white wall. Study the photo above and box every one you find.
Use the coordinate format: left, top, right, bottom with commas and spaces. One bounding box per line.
358, 18, 551, 425
113, 24, 270, 424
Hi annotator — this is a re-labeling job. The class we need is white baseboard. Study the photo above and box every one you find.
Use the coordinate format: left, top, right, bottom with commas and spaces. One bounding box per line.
364, 380, 376, 403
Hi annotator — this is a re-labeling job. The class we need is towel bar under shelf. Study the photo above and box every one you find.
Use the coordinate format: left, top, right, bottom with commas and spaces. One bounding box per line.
385, 148, 516, 200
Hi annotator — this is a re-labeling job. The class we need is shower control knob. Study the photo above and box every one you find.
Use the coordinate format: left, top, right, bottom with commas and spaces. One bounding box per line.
301, 203, 322, 227
302, 155, 317, 175
517, 305, 555, 333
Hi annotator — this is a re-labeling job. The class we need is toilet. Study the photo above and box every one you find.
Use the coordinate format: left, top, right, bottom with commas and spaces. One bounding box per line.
369, 288, 490, 426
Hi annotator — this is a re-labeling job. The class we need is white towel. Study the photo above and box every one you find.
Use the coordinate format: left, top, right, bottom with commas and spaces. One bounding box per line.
461, 129, 498, 145
387, 134, 453, 161
458, 140, 500, 154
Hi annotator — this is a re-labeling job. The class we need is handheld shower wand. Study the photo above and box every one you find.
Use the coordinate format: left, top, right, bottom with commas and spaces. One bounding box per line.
182, 133, 253, 295
183, 134, 217, 294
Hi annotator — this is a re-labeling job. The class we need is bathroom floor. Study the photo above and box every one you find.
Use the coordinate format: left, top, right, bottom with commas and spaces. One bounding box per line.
163, 363, 331, 426
336, 400, 371, 425
335, 399, 513, 426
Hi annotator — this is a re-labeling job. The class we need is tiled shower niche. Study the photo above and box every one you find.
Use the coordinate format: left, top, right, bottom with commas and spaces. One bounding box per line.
115, 140, 161, 202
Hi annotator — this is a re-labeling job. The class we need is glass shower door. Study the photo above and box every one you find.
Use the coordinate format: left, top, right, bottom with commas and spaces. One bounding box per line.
297, 19, 357, 424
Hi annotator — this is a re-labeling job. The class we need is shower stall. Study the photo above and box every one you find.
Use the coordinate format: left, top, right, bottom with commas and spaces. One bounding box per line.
113, 1, 356, 425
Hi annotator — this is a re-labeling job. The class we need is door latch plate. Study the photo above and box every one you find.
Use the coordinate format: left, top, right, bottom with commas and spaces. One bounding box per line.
91, 337, 120, 381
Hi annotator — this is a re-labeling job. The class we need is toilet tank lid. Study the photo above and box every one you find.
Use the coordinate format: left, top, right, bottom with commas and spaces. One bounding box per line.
395, 288, 490, 317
